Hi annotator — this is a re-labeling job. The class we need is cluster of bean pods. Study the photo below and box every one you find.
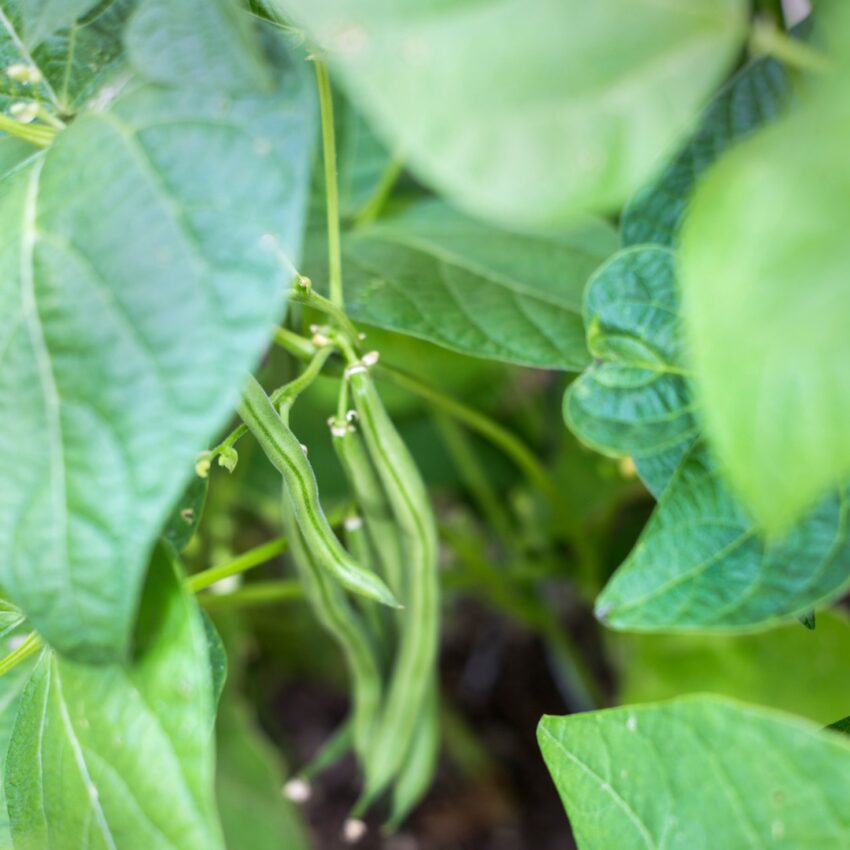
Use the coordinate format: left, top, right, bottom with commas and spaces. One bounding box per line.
238, 327, 441, 836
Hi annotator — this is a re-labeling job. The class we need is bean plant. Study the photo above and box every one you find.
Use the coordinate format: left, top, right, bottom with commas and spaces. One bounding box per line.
1, 0, 849, 847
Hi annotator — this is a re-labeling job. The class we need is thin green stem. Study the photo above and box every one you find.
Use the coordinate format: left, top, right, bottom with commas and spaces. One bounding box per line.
275, 345, 335, 418
433, 411, 517, 553
0, 632, 43, 677
186, 500, 351, 593
274, 326, 317, 360
352, 156, 404, 227
290, 284, 359, 342
186, 537, 289, 593
750, 17, 831, 73
0, 115, 55, 146
314, 60, 344, 308
197, 580, 305, 610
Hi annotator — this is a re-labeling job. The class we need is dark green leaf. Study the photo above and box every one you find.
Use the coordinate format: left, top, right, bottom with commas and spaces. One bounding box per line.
201, 610, 227, 716
308, 199, 617, 369
827, 716, 850, 736
5, 547, 224, 849
539, 696, 850, 850
0, 0, 135, 114
564, 247, 697, 496
277, 0, 747, 225
0, 2, 313, 659
163, 473, 208, 553
596, 443, 850, 631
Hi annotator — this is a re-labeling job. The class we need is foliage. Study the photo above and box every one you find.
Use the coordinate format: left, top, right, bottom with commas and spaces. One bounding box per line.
0, 1, 848, 848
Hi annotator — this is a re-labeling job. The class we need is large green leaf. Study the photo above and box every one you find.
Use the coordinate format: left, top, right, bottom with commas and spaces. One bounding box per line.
0, 0, 134, 114
596, 443, 850, 631
277, 0, 747, 226
611, 609, 850, 724
539, 696, 850, 850
18, 0, 99, 48
4, 548, 224, 850
680, 82, 850, 532
0, 2, 314, 659
621, 50, 793, 247
216, 695, 309, 850
307, 199, 617, 369
564, 247, 697, 496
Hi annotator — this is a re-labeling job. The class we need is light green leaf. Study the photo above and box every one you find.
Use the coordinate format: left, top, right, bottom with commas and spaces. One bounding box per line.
611, 609, 850, 725
5, 547, 225, 850
596, 443, 850, 631
564, 247, 697, 496
621, 50, 793, 247
18, 0, 98, 47
0, 607, 37, 847
680, 85, 850, 532
0, 0, 134, 114
216, 695, 309, 850
539, 695, 850, 850
278, 0, 747, 225
307, 199, 617, 369
0, 5, 313, 659
125, 0, 272, 93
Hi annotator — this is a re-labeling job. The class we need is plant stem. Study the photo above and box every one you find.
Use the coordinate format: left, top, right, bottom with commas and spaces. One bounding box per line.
0, 115, 55, 146
0, 632, 43, 677
197, 580, 305, 610
750, 17, 830, 73
314, 60, 344, 308
289, 284, 359, 342
186, 537, 289, 593
352, 156, 403, 227
274, 326, 317, 359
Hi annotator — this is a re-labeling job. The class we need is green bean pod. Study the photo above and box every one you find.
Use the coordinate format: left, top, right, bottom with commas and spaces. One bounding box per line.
344, 512, 392, 654
387, 676, 440, 831
281, 490, 382, 768
346, 364, 440, 802
331, 415, 406, 598
238, 375, 399, 609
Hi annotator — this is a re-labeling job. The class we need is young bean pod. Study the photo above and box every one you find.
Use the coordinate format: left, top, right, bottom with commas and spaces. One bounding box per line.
282, 490, 382, 769
387, 676, 440, 831
238, 375, 399, 609
331, 413, 406, 599
344, 358, 440, 803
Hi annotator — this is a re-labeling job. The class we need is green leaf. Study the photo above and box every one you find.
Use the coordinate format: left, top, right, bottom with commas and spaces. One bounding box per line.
596, 443, 850, 631
125, 0, 273, 93
621, 51, 793, 247
680, 85, 850, 532
307, 199, 617, 369
0, 608, 38, 847
18, 0, 99, 48
216, 695, 310, 850
564, 247, 697, 496
827, 716, 850, 736
277, 0, 747, 225
539, 695, 850, 850
0, 4, 314, 659
0, 0, 134, 114
5, 547, 225, 850
201, 610, 227, 716
611, 609, 850, 725
163, 474, 208, 554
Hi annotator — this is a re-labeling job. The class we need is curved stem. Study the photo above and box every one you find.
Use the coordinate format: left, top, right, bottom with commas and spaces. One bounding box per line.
0, 632, 43, 677
352, 156, 403, 227
197, 580, 305, 610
